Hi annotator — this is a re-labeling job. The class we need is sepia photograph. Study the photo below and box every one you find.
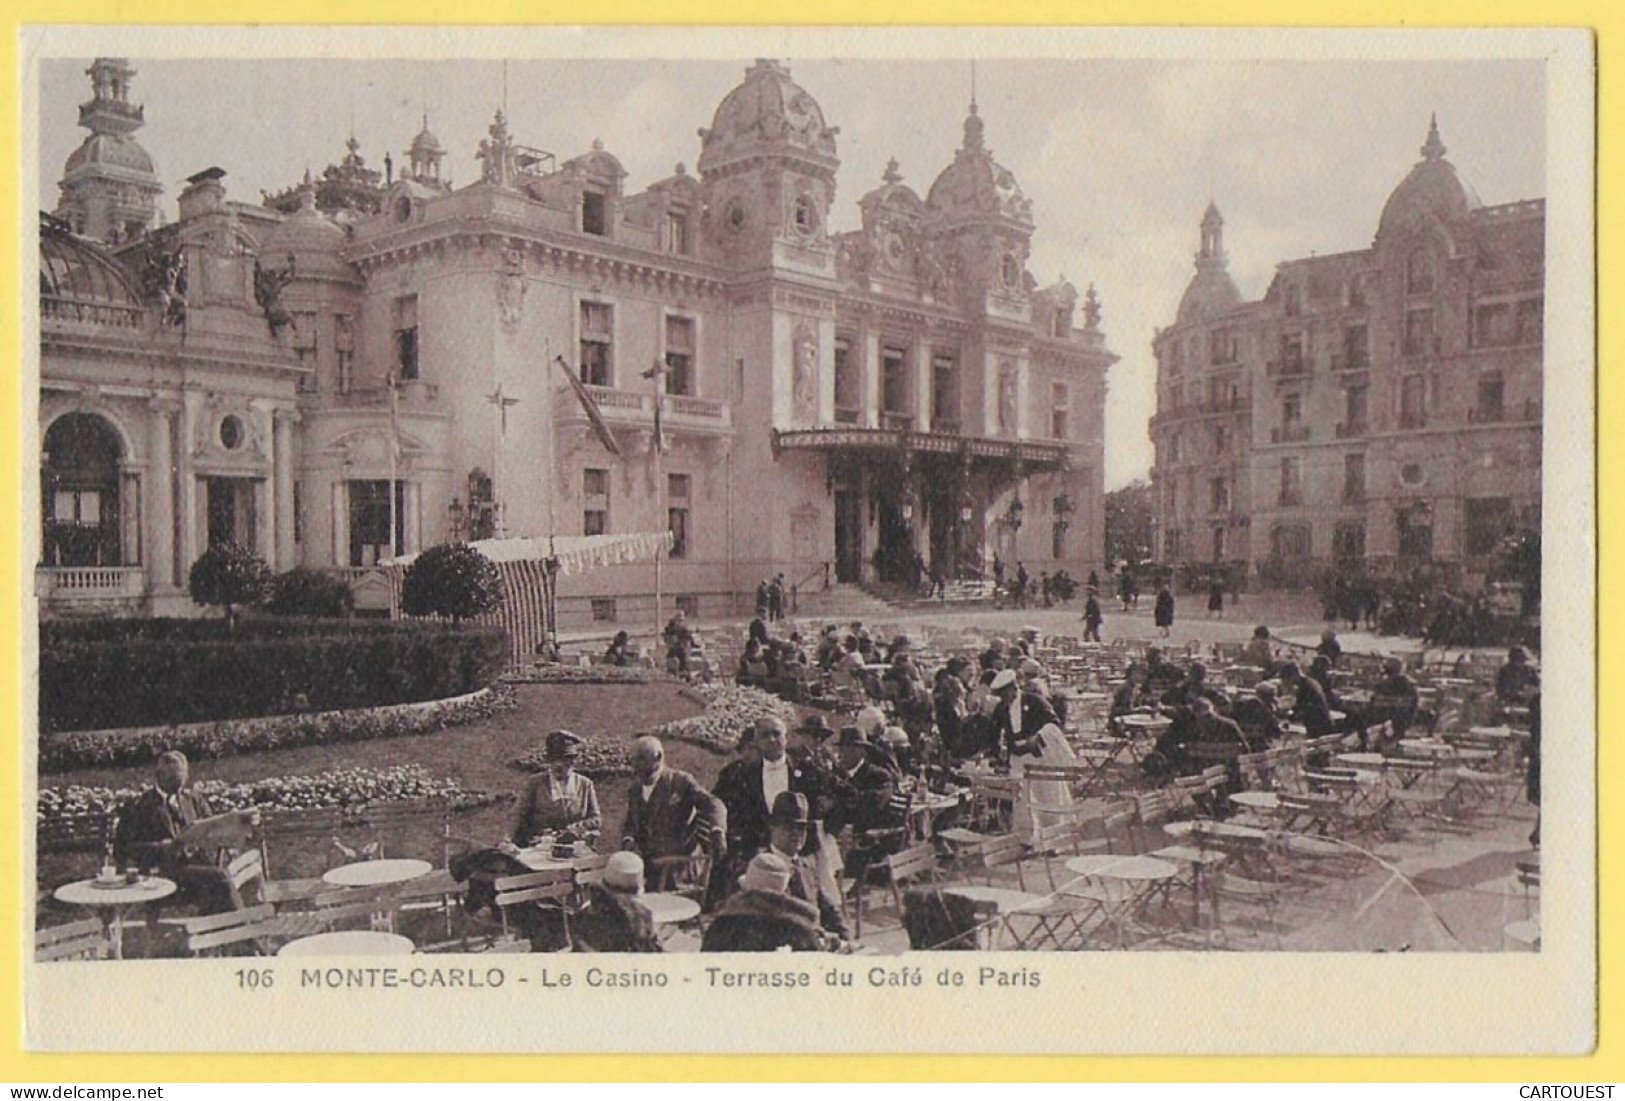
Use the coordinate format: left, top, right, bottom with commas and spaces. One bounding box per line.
19, 25, 1595, 1055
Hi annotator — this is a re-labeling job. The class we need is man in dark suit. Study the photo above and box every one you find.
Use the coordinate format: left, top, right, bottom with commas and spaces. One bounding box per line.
1231, 680, 1284, 745
824, 728, 902, 881
763, 791, 848, 940
620, 736, 726, 890
1280, 662, 1335, 737
713, 718, 816, 859
113, 751, 246, 915
988, 668, 1059, 763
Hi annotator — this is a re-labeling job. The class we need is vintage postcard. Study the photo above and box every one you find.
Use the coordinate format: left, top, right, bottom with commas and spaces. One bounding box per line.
17, 23, 1595, 1056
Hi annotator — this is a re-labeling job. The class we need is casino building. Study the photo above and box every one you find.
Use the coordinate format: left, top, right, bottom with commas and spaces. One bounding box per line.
37, 58, 1114, 625
1149, 118, 1543, 590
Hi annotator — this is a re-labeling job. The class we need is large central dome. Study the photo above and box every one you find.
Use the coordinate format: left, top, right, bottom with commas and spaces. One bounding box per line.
697, 59, 838, 175
1376, 116, 1482, 240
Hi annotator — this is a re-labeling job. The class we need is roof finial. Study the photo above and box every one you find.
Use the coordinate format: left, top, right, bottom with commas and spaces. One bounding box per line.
882, 157, 902, 185
502, 60, 509, 114
970, 59, 978, 113
1421, 112, 1447, 161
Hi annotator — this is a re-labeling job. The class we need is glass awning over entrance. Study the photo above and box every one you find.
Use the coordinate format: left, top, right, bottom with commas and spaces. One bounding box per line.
771, 426, 1070, 473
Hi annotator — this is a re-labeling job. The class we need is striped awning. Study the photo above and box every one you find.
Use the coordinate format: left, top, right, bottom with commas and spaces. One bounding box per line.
380, 532, 673, 665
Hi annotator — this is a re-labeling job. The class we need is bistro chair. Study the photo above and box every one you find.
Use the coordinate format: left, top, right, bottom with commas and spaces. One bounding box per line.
852, 842, 939, 940
35, 917, 108, 962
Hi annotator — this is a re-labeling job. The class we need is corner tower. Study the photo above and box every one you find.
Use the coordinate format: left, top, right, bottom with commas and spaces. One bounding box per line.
55, 58, 163, 243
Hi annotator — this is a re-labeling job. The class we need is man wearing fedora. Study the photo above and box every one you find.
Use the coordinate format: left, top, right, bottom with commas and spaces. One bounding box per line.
713, 717, 819, 865
701, 852, 826, 953
824, 727, 903, 884
507, 730, 602, 849
764, 790, 848, 940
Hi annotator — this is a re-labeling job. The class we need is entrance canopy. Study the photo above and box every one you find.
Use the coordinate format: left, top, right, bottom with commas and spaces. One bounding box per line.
381, 531, 673, 665
772, 426, 1070, 473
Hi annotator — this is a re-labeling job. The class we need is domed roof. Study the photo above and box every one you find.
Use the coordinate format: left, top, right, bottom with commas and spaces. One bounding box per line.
860, 159, 923, 217
39, 217, 144, 306
565, 138, 628, 184
408, 117, 444, 157
1176, 266, 1242, 323
1376, 116, 1482, 240
63, 132, 156, 178
925, 104, 1032, 226
258, 175, 346, 263
697, 59, 838, 174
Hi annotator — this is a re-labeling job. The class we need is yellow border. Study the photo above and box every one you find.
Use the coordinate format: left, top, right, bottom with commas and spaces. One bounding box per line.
1, 3, 1611, 1082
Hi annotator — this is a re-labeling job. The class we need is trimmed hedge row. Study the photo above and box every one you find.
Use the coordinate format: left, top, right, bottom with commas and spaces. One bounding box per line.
40, 618, 509, 733
40, 684, 515, 773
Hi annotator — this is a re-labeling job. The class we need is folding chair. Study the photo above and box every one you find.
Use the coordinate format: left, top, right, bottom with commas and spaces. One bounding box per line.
1212, 870, 1288, 949
35, 917, 108, 962
852, 842, 939, 940
492, 868, 576, 945
650, 850, 712, 900
179, 903, 298, 957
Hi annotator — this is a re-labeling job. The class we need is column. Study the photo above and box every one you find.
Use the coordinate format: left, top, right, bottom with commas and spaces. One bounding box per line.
177, 390, 202, 577
911, 342, 931, 431
273, 408, 299, 568
861, 325, 881, 428
404, 480, 421, 554
146, 398, 178, 588
331, 482, 347, 568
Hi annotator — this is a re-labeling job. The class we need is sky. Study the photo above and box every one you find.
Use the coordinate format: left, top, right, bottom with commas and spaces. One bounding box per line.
35, 54, 1546, 488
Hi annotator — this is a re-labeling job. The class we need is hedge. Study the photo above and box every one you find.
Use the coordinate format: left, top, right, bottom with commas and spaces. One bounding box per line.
40, 685, 515, 773
40, 618, 509, 733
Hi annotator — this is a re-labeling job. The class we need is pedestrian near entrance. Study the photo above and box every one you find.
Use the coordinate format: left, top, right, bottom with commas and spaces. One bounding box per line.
1207, 577, 1225, 619
1154, 583, 1175, 638
1082, 590, 1103, 643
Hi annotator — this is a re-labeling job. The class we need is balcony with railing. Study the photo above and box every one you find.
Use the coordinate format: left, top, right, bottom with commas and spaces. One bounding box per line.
37, 565, 146, 614
834, 405, 862, 425
41, 295, 146, 331
881, 410, 916, 432
1266, 358, 1309, 380
554, 381, 733, 435
1335, 420, 1369, 439
1330, 352, 1370, 373
332, 379, 441, 409
929, 416, 962, 435
1150, 398, 1251, 431
1270, 424, 1311, 444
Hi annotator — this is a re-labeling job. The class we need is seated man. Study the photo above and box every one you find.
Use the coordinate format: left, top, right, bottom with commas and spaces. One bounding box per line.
602, 630, 633, 667
620, 736, 726, 891
572, 851, 663, 953
762, 791, 848, 940
1496, 646, 1540, 704
113, 751, 249, 915
701, 853, 826, 953
1368, 657, 1421, 745
824, 728, 902, 881
1231, 680, 1283, 745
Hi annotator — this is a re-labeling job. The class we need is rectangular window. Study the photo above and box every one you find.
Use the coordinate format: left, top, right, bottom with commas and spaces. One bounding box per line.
347, 480, 403, 566
1271, 524, 1311, 560
1344, 384, 1368, 433
335, 314, 355, 394
1212, 527, 1227, 562
1400, 374, 1428, 428
1344, 324, 1369, 369
580, 302, 614, 387
1516, 298, 1543, 345
1343, 452, 1366, 503
834, 338, 859, 423
1474, 303, 1514, 347
666, 474, 692, 558
1212, 425, 1229, 455
668, 507, 689, 559
881, 345, 910, 424
931, 354, 959, 433
1209, 477, 1229, 512
1050, 381, 1070, 439
675, 594, 699, 618
393, 296, 419, 381
1475, 374, 1506, 423
292, 480, 303, 544
583, 467, 609, 536
1282, 394, 1302, 425
1404, 308, 1434, 358
1347, 275, 1367, 309
581, 191, 607, 236
591, 598, 617, 622
1334, 522, 1366, 562
1465, 497, 1514, 558
664, 316, 696, 396
1209, 329, 1236, 365
1407, 251, 1434, 295
1279, 457, 1302, 507
666, 210, 690, 255
1279, 334, 1305, 374
1166, 434, 1181, 464
1283, 283, 1301, 317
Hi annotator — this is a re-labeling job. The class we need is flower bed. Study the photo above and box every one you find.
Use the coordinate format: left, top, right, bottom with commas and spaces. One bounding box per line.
38, 764, 509, 831
39, 685, 515, 774
502, 664, 667, 686
41, 618, 509, 732
508, 683, 794, 776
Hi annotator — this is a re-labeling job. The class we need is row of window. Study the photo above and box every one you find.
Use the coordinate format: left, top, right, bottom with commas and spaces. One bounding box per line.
584, 469, 693, 557
1163, 296, 1541, 376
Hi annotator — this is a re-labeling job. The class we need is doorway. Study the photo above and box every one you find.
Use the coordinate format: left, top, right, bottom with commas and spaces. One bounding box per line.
834, 489, 863, 583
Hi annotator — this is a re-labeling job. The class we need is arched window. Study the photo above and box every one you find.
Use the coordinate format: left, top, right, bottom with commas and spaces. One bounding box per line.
42, 413, 123, 567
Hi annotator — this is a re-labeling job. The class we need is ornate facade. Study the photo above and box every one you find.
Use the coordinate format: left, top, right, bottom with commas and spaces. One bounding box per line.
39, 58, 1114, 624
1149, 119, 1543, 588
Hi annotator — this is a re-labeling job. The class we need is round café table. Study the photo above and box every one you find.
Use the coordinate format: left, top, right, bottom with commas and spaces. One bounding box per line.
1062, 855, 1178, 948
54, 876, 176, 960
941, 886, 1050, 949
515, 849, 580, 873
1229, 791, 1281, 813
278, 930, 415, 956
639, 892, 701, 926
323, 858, 432, 889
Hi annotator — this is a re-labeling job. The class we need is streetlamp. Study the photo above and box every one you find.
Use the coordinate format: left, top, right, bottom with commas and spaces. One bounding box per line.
447, 497, 466, 543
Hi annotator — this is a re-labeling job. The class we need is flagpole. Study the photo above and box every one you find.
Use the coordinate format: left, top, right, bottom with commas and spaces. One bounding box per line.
388, 368, 399, 558
545, 338, 558, 655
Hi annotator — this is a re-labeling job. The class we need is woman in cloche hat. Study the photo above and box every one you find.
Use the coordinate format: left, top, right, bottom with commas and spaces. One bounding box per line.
504, 729, 602, 851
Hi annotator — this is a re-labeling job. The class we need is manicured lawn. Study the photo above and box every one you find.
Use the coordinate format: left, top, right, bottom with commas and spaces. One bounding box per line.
36, 682, 719, 908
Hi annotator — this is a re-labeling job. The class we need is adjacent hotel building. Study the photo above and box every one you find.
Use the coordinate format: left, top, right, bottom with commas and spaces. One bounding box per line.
1149, 119, 1543, 589
38, 58, 1115, 624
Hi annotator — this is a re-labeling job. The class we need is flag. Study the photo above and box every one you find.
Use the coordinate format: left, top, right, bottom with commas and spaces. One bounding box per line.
554, 355, 621, 456
642, 359, 670, 454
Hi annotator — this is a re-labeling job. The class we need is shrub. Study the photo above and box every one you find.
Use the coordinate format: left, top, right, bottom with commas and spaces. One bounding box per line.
401, 544, 504, 622
188, 542, 272, 631
39, 683, 515, 773
39, 619, 509, 733
266, 568, 355, 618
